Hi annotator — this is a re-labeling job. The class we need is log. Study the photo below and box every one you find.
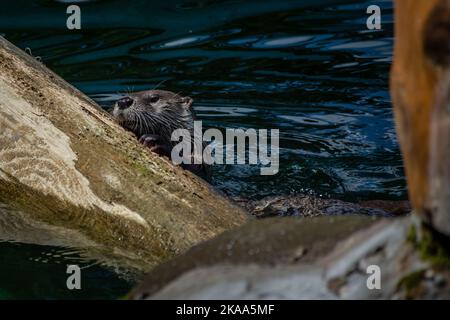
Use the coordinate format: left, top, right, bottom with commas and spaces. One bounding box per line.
391, 0, 450, 235
0, 37, 247, 273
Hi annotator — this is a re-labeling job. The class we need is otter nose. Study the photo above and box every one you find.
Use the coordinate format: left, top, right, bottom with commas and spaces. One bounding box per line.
117, 97, 134, 110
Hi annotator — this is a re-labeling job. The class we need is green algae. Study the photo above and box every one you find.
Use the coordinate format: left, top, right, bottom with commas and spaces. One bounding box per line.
397, 269, 426, 299
408, 224, 450, 267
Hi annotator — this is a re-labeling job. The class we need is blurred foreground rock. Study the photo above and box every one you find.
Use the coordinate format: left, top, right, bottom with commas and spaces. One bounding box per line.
130, 216, 450, 299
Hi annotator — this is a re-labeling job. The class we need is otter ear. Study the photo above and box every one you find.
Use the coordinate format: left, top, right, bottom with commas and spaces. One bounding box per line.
181, 96, 193, 109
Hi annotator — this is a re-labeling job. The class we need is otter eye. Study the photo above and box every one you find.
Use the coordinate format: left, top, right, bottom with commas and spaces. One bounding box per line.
149, 96, 160, 103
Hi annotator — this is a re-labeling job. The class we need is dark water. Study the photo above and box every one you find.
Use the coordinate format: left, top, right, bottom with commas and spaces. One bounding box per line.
0, 0, 404, 299
0, 242, 131, 299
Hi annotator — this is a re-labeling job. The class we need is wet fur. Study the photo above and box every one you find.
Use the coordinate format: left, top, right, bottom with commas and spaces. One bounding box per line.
111, 90, 209, 179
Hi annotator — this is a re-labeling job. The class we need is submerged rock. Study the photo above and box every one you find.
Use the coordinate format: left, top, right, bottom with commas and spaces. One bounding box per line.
239, 195, 410, 218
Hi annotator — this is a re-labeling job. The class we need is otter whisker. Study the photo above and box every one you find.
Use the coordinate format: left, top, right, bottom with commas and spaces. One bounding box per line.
152, 79, 168, 91
173, 91, 184, 98
126, 86, 135, 96
140, 113, 153, 135
131, 112, 141, 134
136, 112, 146, 136
141, 111, 160, 131
139, 112, 159, 137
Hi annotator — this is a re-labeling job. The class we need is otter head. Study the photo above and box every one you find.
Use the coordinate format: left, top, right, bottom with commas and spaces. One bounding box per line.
112, 90, 194, 143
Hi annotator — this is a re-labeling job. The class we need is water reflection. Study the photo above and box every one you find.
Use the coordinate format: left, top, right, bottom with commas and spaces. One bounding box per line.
0, 242, 132, 299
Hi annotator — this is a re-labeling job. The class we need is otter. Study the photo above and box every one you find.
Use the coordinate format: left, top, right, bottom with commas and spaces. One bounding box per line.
111, 90, 208, 178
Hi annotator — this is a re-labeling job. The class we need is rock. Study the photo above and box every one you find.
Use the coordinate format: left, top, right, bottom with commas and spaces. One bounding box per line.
240, 195, 410, 218
130, 216, 450, 299
128, 215, 380, 298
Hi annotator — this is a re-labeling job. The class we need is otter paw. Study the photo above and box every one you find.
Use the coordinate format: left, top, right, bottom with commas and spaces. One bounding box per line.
139, 134, 167, 156
139, 134, 160, 146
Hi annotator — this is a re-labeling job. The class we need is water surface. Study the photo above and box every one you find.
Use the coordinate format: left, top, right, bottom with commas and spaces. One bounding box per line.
0, 0, 404, 299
